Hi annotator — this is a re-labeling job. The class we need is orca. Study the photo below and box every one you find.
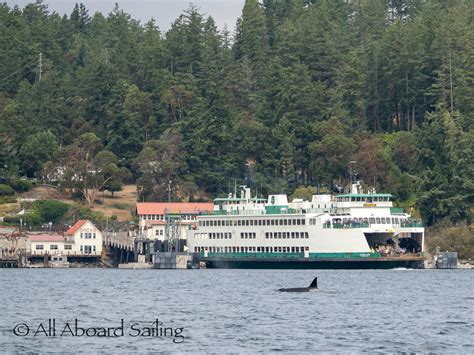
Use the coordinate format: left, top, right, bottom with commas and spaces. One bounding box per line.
278, 277, 318, 292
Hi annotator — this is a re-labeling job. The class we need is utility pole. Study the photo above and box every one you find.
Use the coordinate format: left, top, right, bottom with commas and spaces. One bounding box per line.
38, 52, 43, 82
168, 180, 171, 203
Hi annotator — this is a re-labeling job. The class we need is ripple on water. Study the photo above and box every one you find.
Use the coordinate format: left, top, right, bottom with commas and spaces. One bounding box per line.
0, 268, 473, 352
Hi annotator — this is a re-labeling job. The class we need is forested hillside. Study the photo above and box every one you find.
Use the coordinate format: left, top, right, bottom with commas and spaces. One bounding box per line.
0, 0, 473, 230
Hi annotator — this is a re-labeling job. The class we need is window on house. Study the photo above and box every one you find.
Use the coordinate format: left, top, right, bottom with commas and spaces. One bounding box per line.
64, 245, 72, 250
50, 245, 58, 250
36, 245, 44, 250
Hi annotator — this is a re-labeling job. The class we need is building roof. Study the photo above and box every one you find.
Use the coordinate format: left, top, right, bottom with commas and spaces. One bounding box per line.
136, 203, 214, 215
66, 220, 88, 235
29, 234, 65, 242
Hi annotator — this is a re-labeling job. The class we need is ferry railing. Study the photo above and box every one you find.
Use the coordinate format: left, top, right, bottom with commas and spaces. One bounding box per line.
321, 221, 423, 229
323, 222, 370, 229
399, 221, 424, 228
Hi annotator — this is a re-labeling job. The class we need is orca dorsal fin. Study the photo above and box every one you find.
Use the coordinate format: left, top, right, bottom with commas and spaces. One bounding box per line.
309, 277, 318, 289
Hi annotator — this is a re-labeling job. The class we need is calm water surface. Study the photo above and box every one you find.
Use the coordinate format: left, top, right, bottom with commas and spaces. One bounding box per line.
0, 269, 473, 353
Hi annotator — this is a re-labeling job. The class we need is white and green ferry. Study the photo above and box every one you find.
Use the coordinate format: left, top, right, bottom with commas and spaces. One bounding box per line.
187, 180, 425, 269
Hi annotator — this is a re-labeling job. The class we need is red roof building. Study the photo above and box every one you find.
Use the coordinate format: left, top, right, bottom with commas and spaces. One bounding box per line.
136, 202, 214, 216
28, 234, 65, 242
136, 202, 214, 238
66, 220, 88, 235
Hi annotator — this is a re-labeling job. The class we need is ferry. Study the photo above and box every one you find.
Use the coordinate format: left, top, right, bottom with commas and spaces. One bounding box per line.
187, 178, 425, 269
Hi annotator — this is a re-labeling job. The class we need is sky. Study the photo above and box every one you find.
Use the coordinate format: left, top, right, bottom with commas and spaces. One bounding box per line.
6, 0, 245, 31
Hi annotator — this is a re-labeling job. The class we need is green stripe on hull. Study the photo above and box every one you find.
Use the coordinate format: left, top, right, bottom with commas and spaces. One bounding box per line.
204, 252, 382, 259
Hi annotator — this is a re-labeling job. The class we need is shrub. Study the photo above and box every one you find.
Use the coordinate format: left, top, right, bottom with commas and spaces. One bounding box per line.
11, 179, 33, 192
0, 196, 17, 204
71, 190, 85, 201
0, 184, 14, 196
37, 200, 70, 224
3, 212, 41, 226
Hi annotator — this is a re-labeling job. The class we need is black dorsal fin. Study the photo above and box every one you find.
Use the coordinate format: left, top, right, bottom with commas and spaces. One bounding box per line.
309, 277, 318, 289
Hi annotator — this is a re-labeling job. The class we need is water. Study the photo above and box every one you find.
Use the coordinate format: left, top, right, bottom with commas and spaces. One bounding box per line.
1, 269, 473, 353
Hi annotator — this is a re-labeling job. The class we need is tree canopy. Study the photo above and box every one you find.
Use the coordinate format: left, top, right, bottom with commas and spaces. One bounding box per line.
0, 0, 473, 226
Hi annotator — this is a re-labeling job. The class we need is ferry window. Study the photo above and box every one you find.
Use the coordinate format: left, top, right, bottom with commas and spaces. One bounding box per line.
301, 219, 306, 225
283, 219, 288, 226
277, 232, 282, 239
376, 217, 381, 224
305, 232, 309, 238
297, 219, 301, 225
381, 217, 386, 224
295, 232, 299, 238
249, 220, 253, 226
369, 217, 375, 224
291, 232, 295, 238
282, 232, 286, 238
245, 220, 249, 226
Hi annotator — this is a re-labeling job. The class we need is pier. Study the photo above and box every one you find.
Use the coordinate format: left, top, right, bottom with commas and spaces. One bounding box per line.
0, 256, 19, 268
104, 231, 136, 265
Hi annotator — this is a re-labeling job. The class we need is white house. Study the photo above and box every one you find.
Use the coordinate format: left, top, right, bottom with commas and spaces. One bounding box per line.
28, 220, 103, 257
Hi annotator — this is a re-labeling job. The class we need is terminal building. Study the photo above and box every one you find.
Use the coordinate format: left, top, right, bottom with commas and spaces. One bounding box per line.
135, 202, 214, 251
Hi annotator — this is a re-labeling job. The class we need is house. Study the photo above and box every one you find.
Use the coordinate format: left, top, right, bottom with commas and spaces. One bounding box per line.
65, 220, 103, 255
136, 202, 214, 241
28, 220, 103, 257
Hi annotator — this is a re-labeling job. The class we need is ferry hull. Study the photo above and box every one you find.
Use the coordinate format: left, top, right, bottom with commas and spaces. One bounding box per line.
202, 256, 425, 269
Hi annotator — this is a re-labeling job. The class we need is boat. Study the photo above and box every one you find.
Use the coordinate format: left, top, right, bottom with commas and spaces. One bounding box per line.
49, 255, 70, 268
186, 177, 425, 269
